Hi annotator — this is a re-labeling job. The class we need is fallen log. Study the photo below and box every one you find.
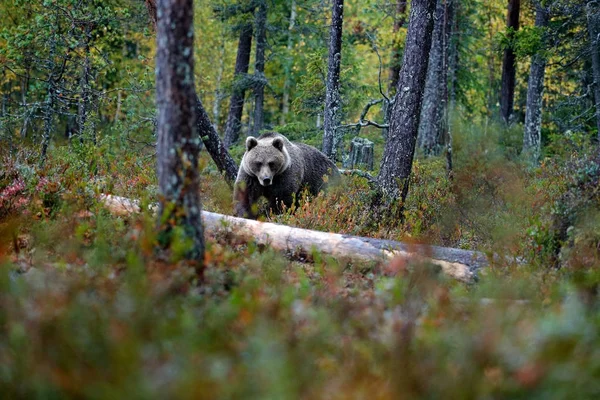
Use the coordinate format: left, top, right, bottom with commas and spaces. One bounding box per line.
99, 194, 488, 282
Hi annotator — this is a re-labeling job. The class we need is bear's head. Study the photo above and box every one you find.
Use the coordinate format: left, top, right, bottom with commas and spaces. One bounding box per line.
242, 136, 291, 186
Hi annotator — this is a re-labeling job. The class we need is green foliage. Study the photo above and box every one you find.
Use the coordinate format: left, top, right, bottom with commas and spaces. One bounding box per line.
1, 0, 600, 396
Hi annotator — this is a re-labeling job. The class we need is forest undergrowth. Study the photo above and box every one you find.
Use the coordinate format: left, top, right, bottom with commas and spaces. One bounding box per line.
1, 123, 600, 398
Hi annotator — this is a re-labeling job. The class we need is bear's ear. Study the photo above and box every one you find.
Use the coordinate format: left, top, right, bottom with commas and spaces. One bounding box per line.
273, 138, 284, 152
246, 137, 258, 151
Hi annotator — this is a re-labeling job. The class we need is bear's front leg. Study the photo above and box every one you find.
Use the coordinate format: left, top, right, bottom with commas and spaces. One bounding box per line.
233, 179, 261, 219
268, 192, 296, 215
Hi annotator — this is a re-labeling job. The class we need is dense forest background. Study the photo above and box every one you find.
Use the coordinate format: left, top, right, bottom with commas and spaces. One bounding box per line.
2, 0, 598, 159
2, 0, 600, 397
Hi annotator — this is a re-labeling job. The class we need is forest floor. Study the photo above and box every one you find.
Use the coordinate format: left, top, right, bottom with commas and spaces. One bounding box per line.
1, 137, 600, 398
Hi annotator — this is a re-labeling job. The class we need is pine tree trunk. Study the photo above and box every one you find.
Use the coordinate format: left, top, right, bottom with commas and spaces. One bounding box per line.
195, 95, 239, 185
40, 29, 58, 166
388, 1, 407, 95
500, 0, 521, 124
523, 3, 549, 162
418, 0, 446, 156
441, 0, 455, 177
19, 64, 30, 139
377, 0, 436, 202
155, 0, 204, 267
143, 0, 238, 185
587, 1, 600, 141
223, 23, 253, 147
252, 1, 267, 137
447, 2, 459, 107
280, 0, 297, 126
77, 25, 92, 143
322, 0, 344, 161
212, 37, 226, 131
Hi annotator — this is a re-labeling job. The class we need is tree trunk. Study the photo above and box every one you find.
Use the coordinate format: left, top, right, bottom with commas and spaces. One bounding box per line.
447, 2, 459, 108
19, 63, 31, 139
441, 0, 455, 177
377, 0, 436, 202
114, 90, 122, 122
252, 1, 267, 136
223, 23, 253, 148
155, 0, 204, 267
418, 0, 446, 157
143, 0, 238, 185
212, 36, 226, 131
40, 28, 59, 166
280, 0, 297, 126
195, 95, 239, 185
523, 3, 549, 163
144, 0, 158, 30
322, 0, 344, 161
587, 1, 600, 141
388, 1, 408, 95
1, 79, 11, 150
77, 25, 92, 143
500, 0, 521, 124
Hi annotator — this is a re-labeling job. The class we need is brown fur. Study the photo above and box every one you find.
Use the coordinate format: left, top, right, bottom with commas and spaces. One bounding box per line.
233, 132, 340, 218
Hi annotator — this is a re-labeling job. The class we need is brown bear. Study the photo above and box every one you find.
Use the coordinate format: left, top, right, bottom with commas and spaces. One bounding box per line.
233, 132, 340, 219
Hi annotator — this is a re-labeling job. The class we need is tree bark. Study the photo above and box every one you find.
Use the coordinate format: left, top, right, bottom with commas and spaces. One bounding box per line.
587, 1, 600, 141
155, 0, 204, 266
440, 0, 456, 177
195, 95, 239, 185
280, 0, 297, 126
447, 2, 459, 108
143, 0, 238, 185
500, 0, 521, 124
252, 1, 267, 136
145, 0, 158, 30
100, 194, 487, 282
523, 3, 549, 163
40, 29, 59, 165
223, 23, 253, 148
418, 0, 447, 156
322, 0, 344, 161
77, 24, 92, 143
212, 36, 226, 131
388, 1, 408, 95
377, 0, 436, 202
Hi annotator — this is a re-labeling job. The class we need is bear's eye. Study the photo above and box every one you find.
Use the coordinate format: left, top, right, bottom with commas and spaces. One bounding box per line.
268, 162, 275, 169
254, 162, 262, 169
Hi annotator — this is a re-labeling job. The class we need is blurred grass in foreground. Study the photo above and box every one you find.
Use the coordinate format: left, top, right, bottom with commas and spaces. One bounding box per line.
1, 126, 600, 398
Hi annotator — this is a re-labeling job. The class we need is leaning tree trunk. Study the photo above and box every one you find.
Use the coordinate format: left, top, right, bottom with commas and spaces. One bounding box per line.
143, 0, 238, 185
377, 0, 436, 202
418, 0, 446, 156
587, 1, 600, 141
523, 3, 549, 163
322, 0, 344, 161
223, 23, 253, 148
388, 1, 408, 95
252, 1, 267, 137
195, 95, 239, 185
155, 0, 204, 267
500, 0, 521, 124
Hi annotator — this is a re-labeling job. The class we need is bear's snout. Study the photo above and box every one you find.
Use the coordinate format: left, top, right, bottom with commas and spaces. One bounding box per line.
261, 176, 272, 186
